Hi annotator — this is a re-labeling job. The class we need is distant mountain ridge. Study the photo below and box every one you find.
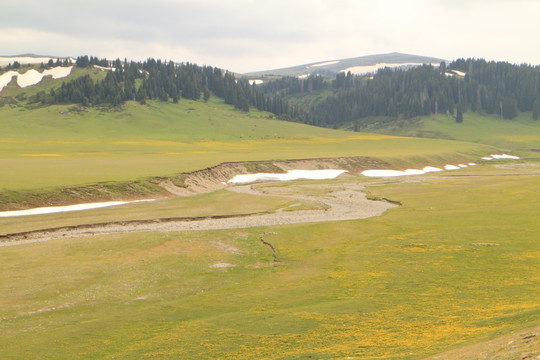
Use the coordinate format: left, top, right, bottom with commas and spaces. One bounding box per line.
243, 52, 445, 78
1, 53, 58, 58
0, 54, 71, 67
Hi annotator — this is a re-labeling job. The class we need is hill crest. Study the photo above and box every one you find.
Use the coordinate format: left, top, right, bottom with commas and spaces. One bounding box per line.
242, 52, 445, 78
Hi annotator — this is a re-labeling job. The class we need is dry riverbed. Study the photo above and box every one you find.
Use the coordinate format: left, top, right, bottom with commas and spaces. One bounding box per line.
0, 181, 397, 246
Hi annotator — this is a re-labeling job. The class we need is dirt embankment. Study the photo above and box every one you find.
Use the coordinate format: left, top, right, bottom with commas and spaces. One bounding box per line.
157, 156, 390, 196
0, 156, 390, 211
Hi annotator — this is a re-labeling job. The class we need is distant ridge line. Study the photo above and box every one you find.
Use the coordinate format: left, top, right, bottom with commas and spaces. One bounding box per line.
242, 52, 446, 78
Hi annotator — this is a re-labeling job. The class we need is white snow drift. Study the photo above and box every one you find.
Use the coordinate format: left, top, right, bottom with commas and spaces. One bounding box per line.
310, 60, 340, 68
0, 71, 19, 92
0, 66, 73, 92
362, 166, 443, 177
482, 154, 520, 160
228, 169, 347, 184
361, 154, 519, 178
0, 199, 153, 218
444, 164, 460, 170
16, 69, 45, 88
93, 65, 116, 72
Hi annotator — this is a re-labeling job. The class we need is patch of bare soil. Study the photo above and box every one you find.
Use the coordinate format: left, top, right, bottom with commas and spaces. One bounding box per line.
210, 263, 236, 269
0, 180, 397, 247
424, 326, 539, 360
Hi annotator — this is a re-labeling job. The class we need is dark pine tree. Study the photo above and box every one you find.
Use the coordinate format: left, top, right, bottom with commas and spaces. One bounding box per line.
456, 103, 463, 123
533, 100, 540, 121
502, 96, 518, 119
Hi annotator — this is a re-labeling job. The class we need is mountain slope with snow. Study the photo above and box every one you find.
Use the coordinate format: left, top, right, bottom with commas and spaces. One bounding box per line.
0, 66, 73, 92
243, 52, 445, 78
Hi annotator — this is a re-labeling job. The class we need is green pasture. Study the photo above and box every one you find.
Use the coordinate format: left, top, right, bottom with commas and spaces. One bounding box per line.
376, 112, 540, 157
0, 98, 492, 191
0, 164, 538, 359
1, 69, 538, 359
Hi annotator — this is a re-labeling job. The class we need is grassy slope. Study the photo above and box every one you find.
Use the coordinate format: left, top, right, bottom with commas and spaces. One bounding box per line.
0, 166, 538, 359
369, 112, 540, 157
1, 68, 539, 359
0, 97, 491, 192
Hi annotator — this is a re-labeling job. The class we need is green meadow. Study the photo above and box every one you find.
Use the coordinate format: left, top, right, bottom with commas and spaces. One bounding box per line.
373, 112, 540, 157
1, 84, 539, 359
0, 165, 538, 359
0, 98, 491, 192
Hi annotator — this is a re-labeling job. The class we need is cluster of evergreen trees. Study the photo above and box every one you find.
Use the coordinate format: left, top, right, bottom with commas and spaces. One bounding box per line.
33, 56, 293, 116
5, 58, 72, 71
259, 59, 540, 128
23, 55, 540, 128
259, 75, 326, 95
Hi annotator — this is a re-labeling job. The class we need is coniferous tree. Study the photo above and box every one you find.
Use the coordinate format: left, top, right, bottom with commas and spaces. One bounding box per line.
456, 103, 463, 123
502, 96, 518, 119
533, 100, 540, 120
75, 56, 90, 68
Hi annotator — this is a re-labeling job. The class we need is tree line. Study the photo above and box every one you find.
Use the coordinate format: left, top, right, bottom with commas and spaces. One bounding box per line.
31, 56, 292, 116
24, 56, 540, 127
257, 59, 540, 128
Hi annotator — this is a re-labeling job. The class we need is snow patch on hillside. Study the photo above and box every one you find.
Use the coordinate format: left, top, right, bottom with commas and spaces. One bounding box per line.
361, 154, 519, 178
0, 71, 19, 92
44, 66, 73, 79
483, 154, 520, 160
362, 166, 443, 177
311, 60, 340, 68
93, 65, 116, 72
17, 69, 45, 87
248, 79, 264, 85
0, 66, 73, 91
0, 199, 154, 218
228, 169, 347, 184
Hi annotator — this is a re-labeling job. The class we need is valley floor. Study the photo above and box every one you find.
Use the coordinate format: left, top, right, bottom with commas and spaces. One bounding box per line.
0, 161, 538, 359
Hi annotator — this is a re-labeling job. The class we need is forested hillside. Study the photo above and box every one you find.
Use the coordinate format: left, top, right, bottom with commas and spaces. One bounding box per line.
259, 59, 540, 128
2, 56, 539, 131
1, 56, 288, 115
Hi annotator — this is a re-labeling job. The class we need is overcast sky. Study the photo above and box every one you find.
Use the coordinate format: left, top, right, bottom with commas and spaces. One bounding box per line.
1, 0, 539, 73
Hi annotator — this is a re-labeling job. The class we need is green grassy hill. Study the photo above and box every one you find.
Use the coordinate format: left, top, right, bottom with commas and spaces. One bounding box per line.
362, 112, 540, 157
0, 92, 492, 203
1, 62, 538, 359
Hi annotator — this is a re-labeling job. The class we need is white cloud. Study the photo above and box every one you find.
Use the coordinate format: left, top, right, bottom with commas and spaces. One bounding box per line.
2, 0, 540, 72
